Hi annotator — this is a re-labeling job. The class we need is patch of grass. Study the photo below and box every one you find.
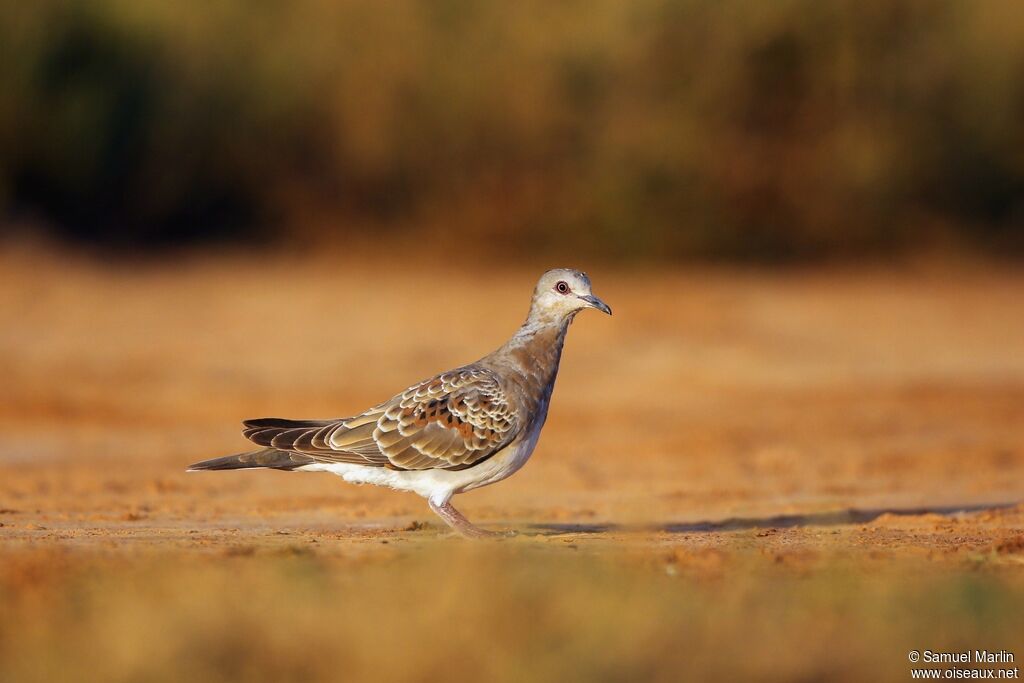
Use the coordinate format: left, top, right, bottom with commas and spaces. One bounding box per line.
1, 545, 1022, 682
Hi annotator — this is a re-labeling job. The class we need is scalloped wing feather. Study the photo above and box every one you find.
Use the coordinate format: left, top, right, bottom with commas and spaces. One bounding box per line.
370, 368, 518, 470
241, 367, 519, 470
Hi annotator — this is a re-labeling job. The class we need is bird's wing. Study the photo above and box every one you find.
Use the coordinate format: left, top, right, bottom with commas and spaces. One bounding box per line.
242, 367, 520, 471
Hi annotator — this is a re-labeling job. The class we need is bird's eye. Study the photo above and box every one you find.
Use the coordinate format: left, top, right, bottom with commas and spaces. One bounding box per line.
555, 281, 570, 294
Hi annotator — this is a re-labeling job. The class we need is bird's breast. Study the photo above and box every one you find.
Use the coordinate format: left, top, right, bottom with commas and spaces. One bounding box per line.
456, 416, 546, 493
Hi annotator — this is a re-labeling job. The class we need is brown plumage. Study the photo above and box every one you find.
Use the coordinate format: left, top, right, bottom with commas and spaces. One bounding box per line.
239, 367, 517, 471
189, 268, 611, 538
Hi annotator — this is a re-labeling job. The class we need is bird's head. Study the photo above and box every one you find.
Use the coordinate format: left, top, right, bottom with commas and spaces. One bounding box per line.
528, 268, 612, 324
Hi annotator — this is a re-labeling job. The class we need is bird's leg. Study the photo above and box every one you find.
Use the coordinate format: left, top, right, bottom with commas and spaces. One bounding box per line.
427, 498, 506, 539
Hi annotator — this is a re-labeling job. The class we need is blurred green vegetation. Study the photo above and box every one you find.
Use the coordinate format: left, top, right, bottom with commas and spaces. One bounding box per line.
2, 545, 1024, 683
0, 0, 1022, 259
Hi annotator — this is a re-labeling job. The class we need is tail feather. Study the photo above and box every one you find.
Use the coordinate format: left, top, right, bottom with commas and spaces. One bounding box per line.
187, 448, 314, 472
242, 417, 335, 449
243, 417, 332, 431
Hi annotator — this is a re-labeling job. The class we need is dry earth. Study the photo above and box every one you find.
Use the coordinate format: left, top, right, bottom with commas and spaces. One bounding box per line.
1, 247, 1023, 682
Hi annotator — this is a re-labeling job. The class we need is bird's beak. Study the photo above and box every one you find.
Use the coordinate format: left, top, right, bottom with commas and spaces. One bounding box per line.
579, 293, 612, 315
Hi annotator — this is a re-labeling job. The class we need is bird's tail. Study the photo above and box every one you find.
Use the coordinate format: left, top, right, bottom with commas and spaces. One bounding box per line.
187, 448, 314, 472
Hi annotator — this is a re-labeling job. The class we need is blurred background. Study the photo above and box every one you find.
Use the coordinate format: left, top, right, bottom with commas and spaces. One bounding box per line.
1, 0, 1022, 260
3, 3, 1024, 682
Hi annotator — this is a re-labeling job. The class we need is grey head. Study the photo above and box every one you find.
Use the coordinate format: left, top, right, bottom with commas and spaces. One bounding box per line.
526, 268, 612, 325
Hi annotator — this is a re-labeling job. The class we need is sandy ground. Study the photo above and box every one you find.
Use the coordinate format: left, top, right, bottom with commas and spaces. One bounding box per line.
1, 247, 1023, 681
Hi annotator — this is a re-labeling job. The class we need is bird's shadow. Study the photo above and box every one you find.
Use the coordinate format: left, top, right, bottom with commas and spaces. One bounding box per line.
527, 502, 1020, 536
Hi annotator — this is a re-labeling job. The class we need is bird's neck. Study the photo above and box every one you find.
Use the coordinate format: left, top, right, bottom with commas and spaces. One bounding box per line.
491, 315, 572, 403
507, 316, 571, 357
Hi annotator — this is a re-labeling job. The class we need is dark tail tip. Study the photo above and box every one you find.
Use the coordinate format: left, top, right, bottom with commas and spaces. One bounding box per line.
187, 454, 249, 471
187, 449, 313, 472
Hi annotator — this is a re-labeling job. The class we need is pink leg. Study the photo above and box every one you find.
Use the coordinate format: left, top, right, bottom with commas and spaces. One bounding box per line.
428, 499, 508, 539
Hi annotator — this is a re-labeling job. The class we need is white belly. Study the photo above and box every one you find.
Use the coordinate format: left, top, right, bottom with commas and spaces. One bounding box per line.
299, 419, 544, 507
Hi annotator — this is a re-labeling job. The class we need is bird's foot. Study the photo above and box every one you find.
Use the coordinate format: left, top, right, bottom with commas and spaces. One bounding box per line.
453, 523, 511, 540
428, 499, 513, 540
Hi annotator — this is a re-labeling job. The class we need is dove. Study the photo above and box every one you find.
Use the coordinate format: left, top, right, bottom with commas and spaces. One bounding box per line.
188, 268, 611, 537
